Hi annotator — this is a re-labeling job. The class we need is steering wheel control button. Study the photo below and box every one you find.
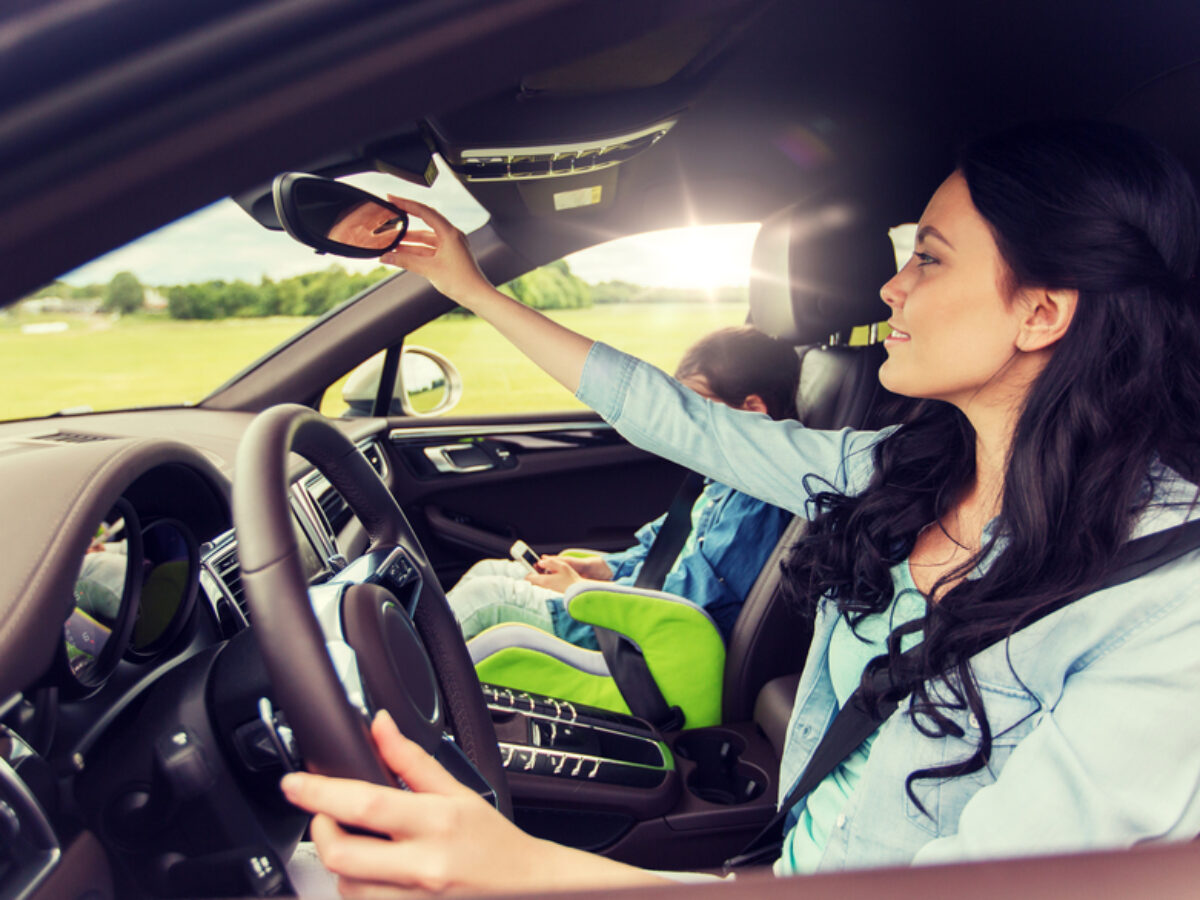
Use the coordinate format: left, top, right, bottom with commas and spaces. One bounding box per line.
234, 699, 302, 772
0, 799, 19, 842
244, 852, 285, 896
383, 555, 416, 590
158, 847, 287, 897
235, 721, 284, 771
154, 729, 215, 802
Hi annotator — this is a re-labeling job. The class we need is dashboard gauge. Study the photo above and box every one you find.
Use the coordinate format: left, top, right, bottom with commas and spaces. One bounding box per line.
128, 519, 199, 658
61, 499, 142, 696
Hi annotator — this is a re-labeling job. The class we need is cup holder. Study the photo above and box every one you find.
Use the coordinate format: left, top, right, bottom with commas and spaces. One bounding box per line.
674, 730, 765, 806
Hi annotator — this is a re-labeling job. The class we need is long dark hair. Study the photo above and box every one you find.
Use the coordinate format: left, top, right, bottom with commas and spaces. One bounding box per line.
783, 121, 1200, 810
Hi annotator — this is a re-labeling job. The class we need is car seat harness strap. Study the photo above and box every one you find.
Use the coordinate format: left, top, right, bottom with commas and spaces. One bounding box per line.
593, 471, 705, 730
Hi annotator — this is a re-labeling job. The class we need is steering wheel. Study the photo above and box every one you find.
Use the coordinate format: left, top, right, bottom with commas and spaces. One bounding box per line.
232, 404, 511, 817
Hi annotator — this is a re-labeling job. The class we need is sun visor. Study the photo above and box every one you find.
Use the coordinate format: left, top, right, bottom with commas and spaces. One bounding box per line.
749, 199, 894, 344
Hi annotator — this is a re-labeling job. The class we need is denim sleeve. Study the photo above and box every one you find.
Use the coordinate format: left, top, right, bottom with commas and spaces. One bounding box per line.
576, 342, 887, 517
910, 573, 1200, 865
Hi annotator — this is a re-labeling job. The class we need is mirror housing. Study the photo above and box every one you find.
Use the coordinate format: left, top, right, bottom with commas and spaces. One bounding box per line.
272, 173, 408, 258
342, 347, 462, 418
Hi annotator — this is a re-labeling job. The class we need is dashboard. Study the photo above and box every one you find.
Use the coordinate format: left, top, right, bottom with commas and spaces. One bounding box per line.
0, 408, 388, 899
0, 405, 761, 899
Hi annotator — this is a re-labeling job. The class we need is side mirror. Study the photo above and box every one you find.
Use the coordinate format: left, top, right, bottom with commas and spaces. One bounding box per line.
272, 173, 408, 258
341, 347, 462, 418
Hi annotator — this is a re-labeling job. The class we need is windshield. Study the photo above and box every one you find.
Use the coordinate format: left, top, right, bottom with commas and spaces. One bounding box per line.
0, 160, 488, 422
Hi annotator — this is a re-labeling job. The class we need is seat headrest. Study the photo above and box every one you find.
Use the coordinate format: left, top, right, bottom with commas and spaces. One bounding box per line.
749, 198, 896, 344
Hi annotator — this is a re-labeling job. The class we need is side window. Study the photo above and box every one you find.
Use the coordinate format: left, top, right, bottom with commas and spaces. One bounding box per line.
392, 223, 760, 418
847, 222, 916, 345
888, 223, 916, 269
841, 223, 916, 347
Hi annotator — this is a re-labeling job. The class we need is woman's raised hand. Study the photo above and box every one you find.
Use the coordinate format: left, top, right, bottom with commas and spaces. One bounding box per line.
281, 710, 665, 896
376, 194, 595, 394
381, 195, 493, 306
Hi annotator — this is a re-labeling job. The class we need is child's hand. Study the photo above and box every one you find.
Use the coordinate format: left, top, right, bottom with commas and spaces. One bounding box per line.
524, 555, 584, 593
557, 554, 613, 581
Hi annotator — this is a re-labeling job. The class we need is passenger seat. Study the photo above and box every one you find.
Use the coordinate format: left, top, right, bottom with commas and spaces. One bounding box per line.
724, 198, 900, 743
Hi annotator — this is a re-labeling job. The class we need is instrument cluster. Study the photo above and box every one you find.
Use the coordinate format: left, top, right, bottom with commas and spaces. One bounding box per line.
59, 504, 201, 697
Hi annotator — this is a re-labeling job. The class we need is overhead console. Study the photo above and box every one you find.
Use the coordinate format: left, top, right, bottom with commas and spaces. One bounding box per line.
232, 3, 762, 228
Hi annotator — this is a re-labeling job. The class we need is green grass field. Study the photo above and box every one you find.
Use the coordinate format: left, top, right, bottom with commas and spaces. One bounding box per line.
0, 303, 748, 422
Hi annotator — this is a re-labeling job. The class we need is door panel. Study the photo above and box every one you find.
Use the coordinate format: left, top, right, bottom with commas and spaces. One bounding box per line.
384, 417, 686, 587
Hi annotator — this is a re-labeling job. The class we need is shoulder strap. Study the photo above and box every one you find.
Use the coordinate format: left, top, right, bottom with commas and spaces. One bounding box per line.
725, 516, 1200, 871
634, 471, 707, 590
591, 471, 705, 731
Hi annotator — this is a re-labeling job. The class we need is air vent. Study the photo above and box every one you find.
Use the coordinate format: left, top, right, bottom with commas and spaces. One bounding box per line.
212, 550, 248, 622
31, 431, 115, 443
302, 441, 385, 535
315, 485, 351, 533
360, 439, 387, 478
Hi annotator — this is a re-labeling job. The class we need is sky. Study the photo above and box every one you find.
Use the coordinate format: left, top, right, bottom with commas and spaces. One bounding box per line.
62, 164, 762, 291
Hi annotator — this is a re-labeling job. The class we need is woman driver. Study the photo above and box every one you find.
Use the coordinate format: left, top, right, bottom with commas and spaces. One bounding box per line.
281, 121, 1200, 893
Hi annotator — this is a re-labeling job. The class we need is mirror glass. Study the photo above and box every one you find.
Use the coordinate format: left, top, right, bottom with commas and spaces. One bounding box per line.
338, 347, 461, 418
278, 175, 408, 256
65, 512, 130, 683
402, 350, 450, 414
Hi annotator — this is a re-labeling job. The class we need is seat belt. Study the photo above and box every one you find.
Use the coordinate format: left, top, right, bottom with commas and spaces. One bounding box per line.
634, 471, 708, 590
592, 471, 707, 731
724, 516, 1200, 871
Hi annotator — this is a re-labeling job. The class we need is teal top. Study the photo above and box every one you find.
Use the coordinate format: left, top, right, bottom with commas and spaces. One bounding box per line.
780, 561, 927, 875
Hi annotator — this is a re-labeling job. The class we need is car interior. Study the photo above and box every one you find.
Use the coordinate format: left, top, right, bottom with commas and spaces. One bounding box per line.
2, 1, 1200, 898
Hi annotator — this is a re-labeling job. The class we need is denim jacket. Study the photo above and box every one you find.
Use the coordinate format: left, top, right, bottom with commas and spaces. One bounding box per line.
577, 341, 1200, 871
602, 480, 791, 642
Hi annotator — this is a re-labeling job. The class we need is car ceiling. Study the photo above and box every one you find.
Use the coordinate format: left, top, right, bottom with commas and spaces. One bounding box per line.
1, 0, 1199, 303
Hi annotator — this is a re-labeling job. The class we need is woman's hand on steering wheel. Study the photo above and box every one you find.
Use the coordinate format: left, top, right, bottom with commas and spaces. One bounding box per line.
281, 710, 668, 896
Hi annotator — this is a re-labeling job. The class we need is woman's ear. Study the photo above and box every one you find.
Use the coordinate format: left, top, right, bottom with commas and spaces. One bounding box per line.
739, 394, 769, 414
1015, 287, 1078, 352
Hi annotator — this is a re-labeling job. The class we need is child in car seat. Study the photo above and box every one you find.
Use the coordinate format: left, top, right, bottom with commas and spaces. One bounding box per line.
445, 325, 796, 649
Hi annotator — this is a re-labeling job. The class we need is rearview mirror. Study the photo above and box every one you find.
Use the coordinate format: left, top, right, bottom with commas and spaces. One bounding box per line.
272, 173, 408, 258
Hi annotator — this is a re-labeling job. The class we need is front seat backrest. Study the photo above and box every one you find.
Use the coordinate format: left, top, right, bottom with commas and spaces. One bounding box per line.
722, 197, 899, 722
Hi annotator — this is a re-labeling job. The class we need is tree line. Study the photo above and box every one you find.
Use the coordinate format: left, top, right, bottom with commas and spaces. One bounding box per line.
27, 259, 746, 320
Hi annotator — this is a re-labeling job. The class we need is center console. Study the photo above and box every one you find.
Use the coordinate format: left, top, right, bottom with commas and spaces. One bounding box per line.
482, 684, 779, 868
485, 684, 674, 790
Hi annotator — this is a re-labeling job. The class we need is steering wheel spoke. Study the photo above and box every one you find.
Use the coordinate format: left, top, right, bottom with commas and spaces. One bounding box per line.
232, 405, 511, 814
334, 544, 423, 613
433, 733, 500, 809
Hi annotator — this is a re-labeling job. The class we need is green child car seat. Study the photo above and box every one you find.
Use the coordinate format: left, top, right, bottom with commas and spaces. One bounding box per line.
468, 578, 728, 728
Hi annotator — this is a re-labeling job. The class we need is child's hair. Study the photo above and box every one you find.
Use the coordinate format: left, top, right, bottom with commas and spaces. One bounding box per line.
674, 325, 800, 420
